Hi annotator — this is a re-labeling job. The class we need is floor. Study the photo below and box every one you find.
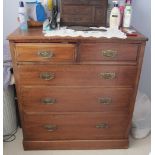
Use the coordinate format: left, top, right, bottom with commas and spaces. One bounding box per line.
3, 128, 151, 155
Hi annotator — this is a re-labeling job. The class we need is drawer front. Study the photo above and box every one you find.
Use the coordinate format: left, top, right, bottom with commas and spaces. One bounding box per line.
15, 43, 76, 62
21, 87, 133, 112
23, 113, 128, 140
18, 65, 137, 87
80, 43, 139, 61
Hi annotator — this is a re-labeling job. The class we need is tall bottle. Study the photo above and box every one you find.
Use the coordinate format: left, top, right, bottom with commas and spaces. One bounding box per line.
123, 0, 132, 28
119, 0, 125, 27
18, 1, 28, 31
109, 1, 121, 29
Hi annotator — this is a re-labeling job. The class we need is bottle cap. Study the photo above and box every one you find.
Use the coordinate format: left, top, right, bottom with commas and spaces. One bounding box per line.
126, 0, 132, 4
113, 0, 118, 7
19, 1, 24, 7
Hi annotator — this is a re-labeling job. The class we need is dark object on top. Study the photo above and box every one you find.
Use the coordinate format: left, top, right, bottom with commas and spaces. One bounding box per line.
67, 26, 107, 31
60, 0, 108, 27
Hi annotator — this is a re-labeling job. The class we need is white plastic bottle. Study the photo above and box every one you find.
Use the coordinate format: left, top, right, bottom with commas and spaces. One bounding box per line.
109, 1, 121, 29
123, 0, 132, 28
18, 1, 28, 31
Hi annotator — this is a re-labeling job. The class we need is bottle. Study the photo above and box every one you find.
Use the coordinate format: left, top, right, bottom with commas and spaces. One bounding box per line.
18, 1, 28, 31
119, 0, 125, 27
109, 1, 121, 29
123, 0, 132, 28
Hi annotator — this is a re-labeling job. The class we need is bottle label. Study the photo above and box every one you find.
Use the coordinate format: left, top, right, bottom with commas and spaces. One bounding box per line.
112, 15, 118, 17
19, 13, 28, 30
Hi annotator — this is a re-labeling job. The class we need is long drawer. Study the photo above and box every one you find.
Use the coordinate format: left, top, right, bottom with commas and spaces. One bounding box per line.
18, 65, 137, 86
23, 113, 129, 141
21, 87, 133, 112
15, 43, 76, 62
80, 43, 139, 62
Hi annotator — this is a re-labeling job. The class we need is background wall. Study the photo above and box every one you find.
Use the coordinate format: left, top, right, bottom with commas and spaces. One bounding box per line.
3, 0, 151, 98
3, 0, 19, 43
131, 0, 151, 98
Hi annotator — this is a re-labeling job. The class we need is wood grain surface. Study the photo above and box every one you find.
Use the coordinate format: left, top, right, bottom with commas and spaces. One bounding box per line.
8, 26, 147, 150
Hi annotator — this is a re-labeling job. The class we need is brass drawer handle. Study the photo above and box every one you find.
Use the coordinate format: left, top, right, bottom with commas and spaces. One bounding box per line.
38, 51, 54, 58
40, 72, 55, 80
102, 50, 117, 58
96, 123, 109, 129
43, 124, 57, 132
41, 98, 56, 105
99, 97, 112, 105
100, 72, 116, 80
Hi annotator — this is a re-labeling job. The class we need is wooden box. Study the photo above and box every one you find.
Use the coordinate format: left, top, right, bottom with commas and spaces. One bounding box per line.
60, 0, 108, 27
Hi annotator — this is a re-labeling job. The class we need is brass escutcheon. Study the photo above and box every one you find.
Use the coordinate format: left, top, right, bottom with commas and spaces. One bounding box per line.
100, 72, 116, 80
96, 123, 109, 129
43, 124, 57, 132
41, 98, 56, 104
102, 50, 117, 58
38, 51, 54, 58
40, 72, 55, 80
99, 97, 112, 104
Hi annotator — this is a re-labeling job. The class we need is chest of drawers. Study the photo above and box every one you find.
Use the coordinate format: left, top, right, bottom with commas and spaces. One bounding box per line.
8, 28, 147, 150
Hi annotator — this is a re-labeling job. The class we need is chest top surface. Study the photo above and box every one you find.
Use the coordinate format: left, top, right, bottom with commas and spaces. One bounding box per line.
7, 28, 148, 43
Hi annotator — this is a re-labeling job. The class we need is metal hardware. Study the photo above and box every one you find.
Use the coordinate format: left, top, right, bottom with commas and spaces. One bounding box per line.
100, 72, 116, 80
99, 97, 112, 104
41, 98, 56, 105
40, 72, 55, 80
38, 51, 54, 58
96, 123, 109, 129
102, 50, 117, 58
43, 124, 57, 132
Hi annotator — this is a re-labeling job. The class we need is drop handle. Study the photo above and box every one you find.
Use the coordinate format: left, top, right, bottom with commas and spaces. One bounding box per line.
40, 72, 55, 80
102, 50, 117, 58
43, 124, 57, 132
99, 97, 112, 105
96, 123, 109, 129
99, 72, 116, 80
38, 51, 54, 58
41, 98, 56, 105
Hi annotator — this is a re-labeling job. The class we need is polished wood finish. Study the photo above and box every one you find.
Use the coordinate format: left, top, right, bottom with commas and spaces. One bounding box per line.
7, 28, 147, 42
60, 0, 108, 27
18, 65, 137, 86
23, 113, 129, 140
8, 27, 147, 150
80, 43, 139, 61
21, 87, 133, 112
15, 43, 76, 62
23, 139, 129, 150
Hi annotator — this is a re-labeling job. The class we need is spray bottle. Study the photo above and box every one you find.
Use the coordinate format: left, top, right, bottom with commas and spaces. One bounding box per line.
18, 1, 28, 31
123, 0, 132, 28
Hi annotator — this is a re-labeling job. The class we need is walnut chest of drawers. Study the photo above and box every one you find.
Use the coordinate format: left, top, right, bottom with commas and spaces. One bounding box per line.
8, 28, 147, 150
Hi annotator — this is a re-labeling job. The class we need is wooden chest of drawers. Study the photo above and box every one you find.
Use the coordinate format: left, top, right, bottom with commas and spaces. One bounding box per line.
8, 28, 147, 150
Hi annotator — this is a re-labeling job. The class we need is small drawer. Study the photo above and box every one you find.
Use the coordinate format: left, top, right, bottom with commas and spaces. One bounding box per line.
23, 113, 129, 141
21, 87, 133, 112
80, 43, 139, 62
18, 65, 137, 87
15, 43, 76, 63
